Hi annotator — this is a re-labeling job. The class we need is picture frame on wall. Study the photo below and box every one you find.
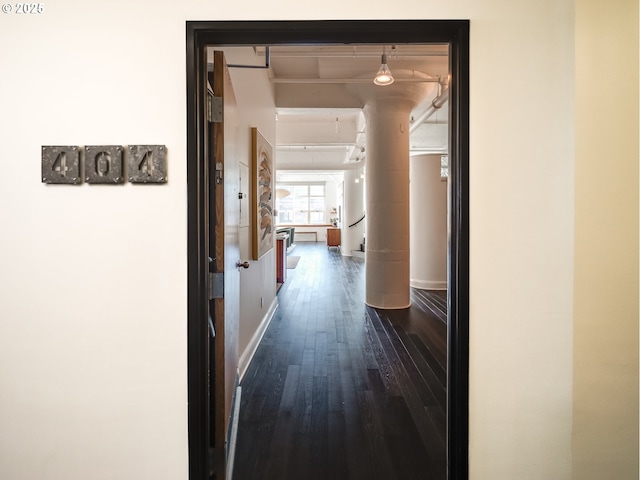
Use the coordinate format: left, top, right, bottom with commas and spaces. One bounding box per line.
251, 127, 274, 260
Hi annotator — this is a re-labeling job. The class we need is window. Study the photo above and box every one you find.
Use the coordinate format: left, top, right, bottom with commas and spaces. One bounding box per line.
440, 155, 449, 180
276, 183, 325, 224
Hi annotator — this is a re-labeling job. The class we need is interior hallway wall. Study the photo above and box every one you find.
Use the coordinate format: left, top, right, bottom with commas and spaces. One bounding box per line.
0, 1, 636, 479
573, 1, 639, 478
219, 47, 278, 371
343, 168, 365, 255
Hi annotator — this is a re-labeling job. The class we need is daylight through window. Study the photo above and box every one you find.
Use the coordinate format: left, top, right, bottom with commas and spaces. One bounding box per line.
276, 184, 325, 224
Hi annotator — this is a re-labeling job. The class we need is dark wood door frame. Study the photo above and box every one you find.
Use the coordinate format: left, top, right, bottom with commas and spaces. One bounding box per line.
186, 20, 469, 480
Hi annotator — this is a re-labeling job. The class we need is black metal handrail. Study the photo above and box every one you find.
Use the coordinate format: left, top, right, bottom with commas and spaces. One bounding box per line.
348, 213, 365, 228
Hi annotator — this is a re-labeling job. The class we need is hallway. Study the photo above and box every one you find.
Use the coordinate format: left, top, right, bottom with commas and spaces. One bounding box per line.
232, 243, 447, 479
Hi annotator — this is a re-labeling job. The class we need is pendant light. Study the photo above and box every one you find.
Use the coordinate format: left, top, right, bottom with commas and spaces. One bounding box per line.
374, 46, 394, 86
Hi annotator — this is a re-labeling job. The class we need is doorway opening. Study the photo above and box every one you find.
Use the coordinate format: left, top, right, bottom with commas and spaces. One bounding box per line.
187, 20, 469, 480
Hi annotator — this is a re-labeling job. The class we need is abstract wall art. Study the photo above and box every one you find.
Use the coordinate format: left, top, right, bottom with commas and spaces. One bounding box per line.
251, 127, 274, 260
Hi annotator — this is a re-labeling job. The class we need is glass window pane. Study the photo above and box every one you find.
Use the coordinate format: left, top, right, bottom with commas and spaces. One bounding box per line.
279, 196, 293, 208
309, 197, 324, 211
296, 197, 309, 215
279, 210, 292, 223
294, 211, 307, 223
310, 211, 324, 223
440, 155, 449, 180
275, 182, 325, 225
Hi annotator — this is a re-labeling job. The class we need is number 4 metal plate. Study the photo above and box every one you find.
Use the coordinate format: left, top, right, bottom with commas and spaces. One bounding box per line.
42, 146, 81, 184
127, 145, 167, 184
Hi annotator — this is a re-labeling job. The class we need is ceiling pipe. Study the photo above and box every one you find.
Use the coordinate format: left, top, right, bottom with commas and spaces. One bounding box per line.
276, 144, 352, 150
271, 77, 439, 84
346, 114, 367, 164
409, 83, 449, 134
260, 49, 448, 58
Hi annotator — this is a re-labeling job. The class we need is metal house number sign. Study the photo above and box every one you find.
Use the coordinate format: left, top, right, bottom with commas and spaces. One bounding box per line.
42, 145, 167, 185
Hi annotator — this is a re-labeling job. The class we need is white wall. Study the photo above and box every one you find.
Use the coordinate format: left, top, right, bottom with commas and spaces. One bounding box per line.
324, 179, 339, 228
218, 47, 278, 374
0, 16, 187, 480
0, 1, 636, 479
343, 167, 366, 254
467, 2, 576, 477
410, 154, 447, 290
573, 1, 639, 478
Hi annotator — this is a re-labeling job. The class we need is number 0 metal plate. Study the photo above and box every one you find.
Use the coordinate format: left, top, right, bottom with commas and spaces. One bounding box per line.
127, 145, 167, 184
42, 146, 81, 184
85, 145, 124, 184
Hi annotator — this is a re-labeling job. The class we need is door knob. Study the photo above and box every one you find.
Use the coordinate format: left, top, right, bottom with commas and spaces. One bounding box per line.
237, 260, 250, 269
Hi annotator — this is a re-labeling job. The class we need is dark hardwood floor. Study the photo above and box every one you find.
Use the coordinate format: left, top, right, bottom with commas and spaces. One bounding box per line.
232, 243, 447, 480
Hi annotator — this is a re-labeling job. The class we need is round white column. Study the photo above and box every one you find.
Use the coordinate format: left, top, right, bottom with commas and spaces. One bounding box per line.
364, 97, 415, 308
347, 71, 434, 309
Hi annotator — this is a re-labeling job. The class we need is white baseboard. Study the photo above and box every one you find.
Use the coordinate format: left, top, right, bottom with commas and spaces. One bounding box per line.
226, 385, 242, 480
410, 279, 447, 290
238, 297, 278, 382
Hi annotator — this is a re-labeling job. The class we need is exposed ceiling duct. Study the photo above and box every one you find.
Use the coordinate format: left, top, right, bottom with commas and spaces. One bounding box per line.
222, 44, 450, 170
410, 79, 450, 134
271, 77, 439, 84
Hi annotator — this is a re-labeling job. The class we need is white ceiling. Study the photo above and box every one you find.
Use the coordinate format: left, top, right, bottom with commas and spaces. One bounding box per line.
226, 44, 450, 172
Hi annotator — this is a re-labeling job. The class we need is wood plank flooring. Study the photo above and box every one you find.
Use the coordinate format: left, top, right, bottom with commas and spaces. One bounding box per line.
232, 243, 447, 480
